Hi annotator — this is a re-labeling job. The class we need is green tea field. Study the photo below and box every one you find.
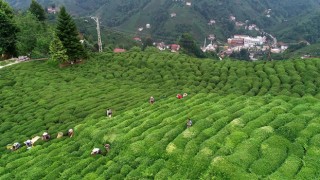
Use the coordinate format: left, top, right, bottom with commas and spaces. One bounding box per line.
1, 52, 320, 179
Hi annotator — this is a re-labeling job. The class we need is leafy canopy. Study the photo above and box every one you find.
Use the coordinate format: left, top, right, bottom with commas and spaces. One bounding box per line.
179, 33, 205, 58
0, 1, 18, 57
0, 0, 14, 18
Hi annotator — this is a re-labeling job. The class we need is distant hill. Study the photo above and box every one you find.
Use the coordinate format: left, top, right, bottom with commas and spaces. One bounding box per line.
5, 0, 320, 43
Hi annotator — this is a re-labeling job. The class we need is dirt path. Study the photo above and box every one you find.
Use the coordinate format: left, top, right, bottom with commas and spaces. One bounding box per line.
0, 58, 48, 69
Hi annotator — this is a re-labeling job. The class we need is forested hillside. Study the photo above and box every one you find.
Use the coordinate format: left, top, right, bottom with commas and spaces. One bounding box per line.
5, 0, 320, 42
275, 12, 320, 43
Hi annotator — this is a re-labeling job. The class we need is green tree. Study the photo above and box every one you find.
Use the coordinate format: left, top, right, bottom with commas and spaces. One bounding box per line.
179, 33, 206, 58
29, 0, 46, 21
0, 0, 14, 18
15, 11, 53, 58
142, 37, 153, 50
15, 12, 40, 56
49, 35, 68, 63
0, 0, 19, 57
31, 30, 54, 58
230, 49, 250, 61
56, 6, 86, 63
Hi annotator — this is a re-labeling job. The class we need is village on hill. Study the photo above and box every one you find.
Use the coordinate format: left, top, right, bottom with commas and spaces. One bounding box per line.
128, 14, 289, 61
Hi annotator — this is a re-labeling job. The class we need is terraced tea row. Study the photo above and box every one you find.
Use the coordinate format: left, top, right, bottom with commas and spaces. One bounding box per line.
1, 92, 320, 179
84, 52, 320, 96
1, 52, 320, 179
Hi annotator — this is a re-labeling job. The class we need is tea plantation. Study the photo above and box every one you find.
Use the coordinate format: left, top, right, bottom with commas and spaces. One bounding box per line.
1, 51, 320, 179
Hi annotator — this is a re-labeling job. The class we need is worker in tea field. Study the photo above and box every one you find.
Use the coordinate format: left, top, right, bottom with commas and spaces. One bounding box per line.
104, 144, 111, 153
91, 148, 102, 155
42, 132, 51, 141
57, 132, 64, 138
176, 94, 183, 99
150, 96, 155, 104
183, 93, 188, 97
106, 109, 112, 118
186, 118, 193, 128
68, 129, 74, 137
24, 140, 32, 149
12, 142, 21, 151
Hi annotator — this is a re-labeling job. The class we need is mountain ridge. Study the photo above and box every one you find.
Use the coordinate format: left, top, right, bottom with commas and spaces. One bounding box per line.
5, 0, 320, 43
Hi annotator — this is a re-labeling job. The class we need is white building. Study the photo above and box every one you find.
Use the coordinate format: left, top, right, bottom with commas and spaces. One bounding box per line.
233, 35, 266, 48
227, 35, 267, 51
271, 48, 281, 53
208, 19, 216, 25
230, 15, 236, 21
243, 36, 266, 47
201, 39, 217, 52
157, 42, 166, 51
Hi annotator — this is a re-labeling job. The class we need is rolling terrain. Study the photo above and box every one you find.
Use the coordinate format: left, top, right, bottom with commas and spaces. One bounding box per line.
5, 0, 320, 42
1, 51, 320, 179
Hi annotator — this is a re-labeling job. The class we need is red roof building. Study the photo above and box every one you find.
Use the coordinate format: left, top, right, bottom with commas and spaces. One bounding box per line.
113, 48, 126, 53
133, 37, 141, 41
227, 38, 244, 46
170, 44, 180, 52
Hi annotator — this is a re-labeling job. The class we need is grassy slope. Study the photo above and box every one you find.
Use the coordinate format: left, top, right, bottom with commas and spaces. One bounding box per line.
1, 52, 320, 179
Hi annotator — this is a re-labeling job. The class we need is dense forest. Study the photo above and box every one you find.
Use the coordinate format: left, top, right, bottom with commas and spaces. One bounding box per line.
5, 0, 320, 43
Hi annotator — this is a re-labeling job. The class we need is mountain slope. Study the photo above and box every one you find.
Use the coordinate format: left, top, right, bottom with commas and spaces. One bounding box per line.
5, 0, 320, 42
1, 52, 320, 179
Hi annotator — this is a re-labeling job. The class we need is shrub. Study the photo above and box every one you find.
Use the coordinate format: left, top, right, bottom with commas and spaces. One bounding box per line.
154, 168, 172, 179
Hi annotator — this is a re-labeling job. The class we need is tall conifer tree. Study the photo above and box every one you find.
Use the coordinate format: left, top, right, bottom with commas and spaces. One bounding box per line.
29, 0, 46, 21
56, 6, 85, 63
49, 35, 68, 63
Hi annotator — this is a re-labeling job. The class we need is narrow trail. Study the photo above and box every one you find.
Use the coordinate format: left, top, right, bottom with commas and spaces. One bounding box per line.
0, 58, 48, 69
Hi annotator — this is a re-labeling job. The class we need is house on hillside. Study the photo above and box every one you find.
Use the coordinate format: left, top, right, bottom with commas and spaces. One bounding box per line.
113, 48, 126, 53
227, 38, 244, 47
171, 13, 177, 18
208, 34, 215, 40
219, 49, 233, 58
186, 2, 192, 6
228, 35, 266, 48
47, 7, 58, 14
271, 48, 281, 53
229, 15, 236, 21
235, 22, 245, 27
157, 42, 166, 51
202, 43, 217, 52
146, 24, 151, 29
208, 19, 216, 25
138, 27, 144, 31
301, 55, 312, 59
246, 24, 257, 31
170, 44, 180, 52
278, 42, 288, 52
133, 37, 142, 42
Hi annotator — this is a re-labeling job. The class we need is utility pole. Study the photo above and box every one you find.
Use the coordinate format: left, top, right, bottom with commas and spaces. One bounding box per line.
203, 38, 207, 49
91, 16, 103, 52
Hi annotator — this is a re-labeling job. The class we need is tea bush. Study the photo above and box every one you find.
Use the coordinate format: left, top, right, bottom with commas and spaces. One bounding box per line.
1, 52, 320, 179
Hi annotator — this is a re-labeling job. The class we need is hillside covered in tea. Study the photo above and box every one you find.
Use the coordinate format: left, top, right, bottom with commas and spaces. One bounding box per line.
1, 52, 320, 179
